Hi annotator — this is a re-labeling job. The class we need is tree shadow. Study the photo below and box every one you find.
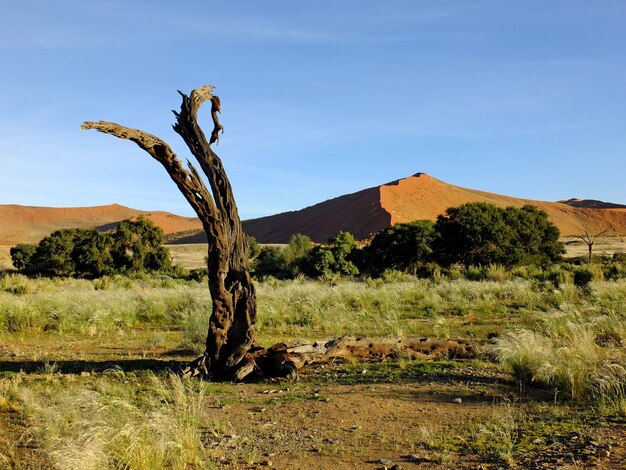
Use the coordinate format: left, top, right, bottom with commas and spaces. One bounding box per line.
0, 359, 189, 375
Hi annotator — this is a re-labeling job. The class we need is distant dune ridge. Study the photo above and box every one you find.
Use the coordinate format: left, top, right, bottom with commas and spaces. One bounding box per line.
1, 173, 626, 246
242, 173, 626, 242
0, 203, 200, 245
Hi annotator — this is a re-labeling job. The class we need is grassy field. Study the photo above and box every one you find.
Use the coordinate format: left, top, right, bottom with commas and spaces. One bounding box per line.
0, 246, 12, 271
1, 273, 626, 468
562, 235, 626, 258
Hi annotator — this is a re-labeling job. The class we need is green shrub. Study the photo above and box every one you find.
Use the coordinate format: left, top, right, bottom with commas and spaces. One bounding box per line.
254, 246, 288, 278
603, 263, 625, 281
464, 266, 485, 281
9, 244, 37, 270
435, 203, 564, 267
365, 220, 438, 275
573, 266, 602, 289
187, 268, 208, 283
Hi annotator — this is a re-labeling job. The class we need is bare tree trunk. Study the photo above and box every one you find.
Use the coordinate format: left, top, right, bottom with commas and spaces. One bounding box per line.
575, 227, 610, 264
82, 86, 295, 381
81, 85, 484, 381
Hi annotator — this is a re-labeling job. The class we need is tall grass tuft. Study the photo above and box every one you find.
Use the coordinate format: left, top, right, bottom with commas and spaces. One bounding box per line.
20, 373, 212, 470
495, 308, 626, 406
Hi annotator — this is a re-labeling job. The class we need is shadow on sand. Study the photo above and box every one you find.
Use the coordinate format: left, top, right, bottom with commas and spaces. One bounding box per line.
0, 359, 189, 375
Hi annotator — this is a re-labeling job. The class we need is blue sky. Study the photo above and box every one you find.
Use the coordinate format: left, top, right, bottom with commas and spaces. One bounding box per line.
1, 1, 625, 219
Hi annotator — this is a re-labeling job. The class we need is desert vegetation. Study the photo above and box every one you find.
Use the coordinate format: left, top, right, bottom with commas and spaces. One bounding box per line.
10, 218, 171, 278
5, 198, 626, 467
2, 261, 626, 467
3, 85, 625, 467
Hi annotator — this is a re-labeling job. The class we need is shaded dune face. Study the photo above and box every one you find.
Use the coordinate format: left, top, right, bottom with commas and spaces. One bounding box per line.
242, 186, 392, 243
2, 173, 626, 246
241, 173, 626, 242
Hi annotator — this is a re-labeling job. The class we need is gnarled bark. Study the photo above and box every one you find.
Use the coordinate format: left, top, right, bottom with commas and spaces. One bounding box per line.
82, 86, 295, 381
82, 86, 482, 381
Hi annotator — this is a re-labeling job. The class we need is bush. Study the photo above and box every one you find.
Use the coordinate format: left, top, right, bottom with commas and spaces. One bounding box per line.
112, 218, 170, 272
365, 220, 438, 275
30, 228, 91, 276
13, 217, 172, 278
574, 266, 602, 289
435, 203, 564, 267
9, 244, 37, 270
73, 231, 115, 277
603, 263, 626, 281
300, 231, 360, 278
187, 268, 207, 282
284, 233, 313, 266
301, 246, 335, 277
254, 247, 288, 278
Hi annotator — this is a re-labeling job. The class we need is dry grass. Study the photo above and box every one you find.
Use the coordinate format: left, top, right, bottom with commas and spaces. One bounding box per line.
1, 272, 626, 468
0, 245, 13, 270
495, 305, 626, 407
165, 244, 208, 269
19, 373, 212, 470
562, 235, 626, 258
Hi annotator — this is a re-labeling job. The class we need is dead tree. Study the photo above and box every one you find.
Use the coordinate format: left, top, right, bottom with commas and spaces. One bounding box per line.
82, 86, 296, 381
82, 85, 482, 380
575, 227, 610, 263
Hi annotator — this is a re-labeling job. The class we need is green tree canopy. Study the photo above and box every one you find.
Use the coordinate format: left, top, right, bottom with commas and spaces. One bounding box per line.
366, 220, 438, 274
14, 217, 171, 277
112, 218, 169, 272
72, 231, 115, 278
284, 233, 313, 265
30, 228, 91, 276
253, 246, 288, 277
9, 243, 37, 270
434, 202, 563, 267
301, 231, 359, 277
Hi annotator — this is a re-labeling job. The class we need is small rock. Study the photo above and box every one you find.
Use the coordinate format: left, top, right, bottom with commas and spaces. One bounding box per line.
390, 465, 403, 470
261, 460, 273, 467
451, 397, 462, 404
361, 369, 368, 375
598, 449, 610, 458
405, 454, 420, 462
377, 459, 393, 465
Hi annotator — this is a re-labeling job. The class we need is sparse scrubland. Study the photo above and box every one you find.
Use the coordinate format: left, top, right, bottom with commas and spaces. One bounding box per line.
1, 268, 626, 468
2, 203, 626, 468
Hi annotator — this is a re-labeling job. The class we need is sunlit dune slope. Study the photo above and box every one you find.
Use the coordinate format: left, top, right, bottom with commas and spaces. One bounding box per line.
2, 173, 625, 246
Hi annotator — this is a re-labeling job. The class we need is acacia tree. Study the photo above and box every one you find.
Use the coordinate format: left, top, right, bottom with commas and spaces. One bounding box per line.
575, 227, 610, 263
82, 86, 296, 381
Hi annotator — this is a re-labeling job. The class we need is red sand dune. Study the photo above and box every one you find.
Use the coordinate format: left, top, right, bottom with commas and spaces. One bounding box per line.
0, 204, 201, 245
242, 173, 626, 243
0, 204, 143, 245
2, 173, 625, 246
